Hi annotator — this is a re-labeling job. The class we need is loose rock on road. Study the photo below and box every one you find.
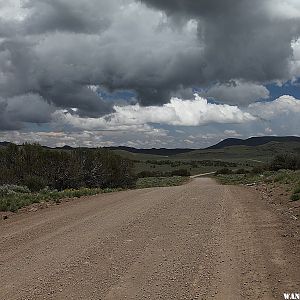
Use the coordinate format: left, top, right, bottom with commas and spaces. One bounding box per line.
0, 178, 299, 299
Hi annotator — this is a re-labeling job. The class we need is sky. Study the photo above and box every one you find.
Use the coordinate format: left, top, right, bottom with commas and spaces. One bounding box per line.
0, 0, 300, 148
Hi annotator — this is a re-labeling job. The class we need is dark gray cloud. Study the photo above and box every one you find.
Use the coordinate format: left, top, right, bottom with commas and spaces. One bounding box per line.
142, 0, 300, 82
22, 0, 111, 34
0, 39, 38, 97
0, 100, 20, 130
0, 93, 53, 130
0, 37, 113, 117
199, 80, 270, 106
0, 0, 203, 118
40, 84, 113, 117
140, 0, 239, 17
0, 0, 300, 131
0, 19, 18, 38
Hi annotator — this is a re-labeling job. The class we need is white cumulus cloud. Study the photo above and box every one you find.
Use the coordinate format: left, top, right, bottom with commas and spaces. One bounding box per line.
53, 94, 256, 130
248, 95, 300, 119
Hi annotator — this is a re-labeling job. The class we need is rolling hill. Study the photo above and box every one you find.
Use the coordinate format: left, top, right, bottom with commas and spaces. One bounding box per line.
207, 136, 300, 150
1, 136, 299, 161
1, 136, 299, 175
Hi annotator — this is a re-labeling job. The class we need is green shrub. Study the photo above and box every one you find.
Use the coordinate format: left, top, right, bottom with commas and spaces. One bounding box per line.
0, 143, 136, 191
137, 170, 165, 178
0, 185, 30, 196
272, 170, 296, 184
290, 194, 300, 201
170, 169, 191, 177
235, 168, 249, 174
23, 176, 47, 192
269, 154, 299, 171
293, 186, 300, 194
0, 187, 106, 212
215, 168, 233, 175
251, 165, 267, 174
136, 176, 188, 189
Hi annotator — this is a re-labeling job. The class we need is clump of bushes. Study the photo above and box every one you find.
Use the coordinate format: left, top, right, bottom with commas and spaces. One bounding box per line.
170, 169, 191, 177
137, 169, 191, 178
0, 185, 30, 197
291, 194, 300, 201
0, 143, 136, 191
0, 143, 137, 212
269, 154, 300, 171
136, 176, 188, 189
230, 154, 300, 176
215, 168, 233, 175
145, 159, 237, 168
235, 168, 249, 174
23, 175, 47, 192
137, 171, 165, 178
250, 165, 268, 174
291, 185, 300, 201
0, 187, 107, 212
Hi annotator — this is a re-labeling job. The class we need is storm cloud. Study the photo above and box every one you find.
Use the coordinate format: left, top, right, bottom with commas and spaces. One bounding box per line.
199, 81, 270, 106
0, 0, 299, 146
0, 93, 54, 129
142, 0, 300, 81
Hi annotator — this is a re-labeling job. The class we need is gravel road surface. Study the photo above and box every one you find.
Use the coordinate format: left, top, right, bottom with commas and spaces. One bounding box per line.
0, 178, 299, 299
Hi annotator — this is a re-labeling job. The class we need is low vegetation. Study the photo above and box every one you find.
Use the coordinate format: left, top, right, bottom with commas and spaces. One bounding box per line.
5, 142, 297, 212
0, 143, 135, 212
215, 154, 300, 201
144, 159, 237, 168
136, 176, 189, 189
1, 176, 192, 212
0, 143, 136, 191
217, 169, 299, 184
291, 185, 300, 201
0, 185, 125, 212
0, 143, 193, 212
137, 169, 191, 178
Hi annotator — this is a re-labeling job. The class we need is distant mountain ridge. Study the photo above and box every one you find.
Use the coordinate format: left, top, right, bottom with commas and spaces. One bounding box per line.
0, 142, 194, 155
0, 141, 11, 147
207, 136, 300, 150
0, 136, 299, 155
104, 146, 195, 156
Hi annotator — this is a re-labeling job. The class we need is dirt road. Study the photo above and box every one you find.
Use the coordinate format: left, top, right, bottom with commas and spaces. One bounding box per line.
0, 178, 299, 299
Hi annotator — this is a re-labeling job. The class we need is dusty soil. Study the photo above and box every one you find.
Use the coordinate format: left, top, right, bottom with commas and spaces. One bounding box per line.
0, 178, 299, 299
